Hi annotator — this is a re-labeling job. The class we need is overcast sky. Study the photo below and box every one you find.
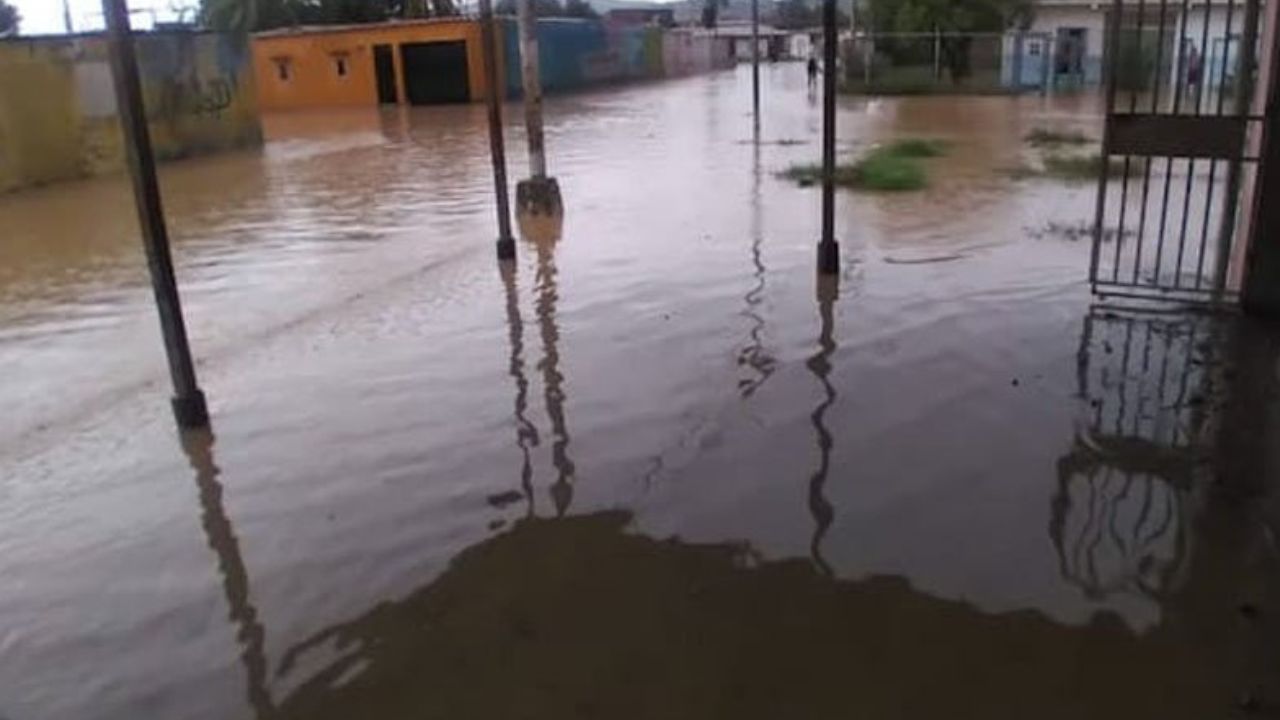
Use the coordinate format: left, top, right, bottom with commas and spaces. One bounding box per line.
10, 0, 192, 35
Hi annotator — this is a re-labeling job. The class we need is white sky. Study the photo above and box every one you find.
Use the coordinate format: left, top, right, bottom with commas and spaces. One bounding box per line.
11, 0, 192, 35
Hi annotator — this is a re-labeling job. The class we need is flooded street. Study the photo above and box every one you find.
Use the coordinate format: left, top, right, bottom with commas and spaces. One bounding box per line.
2, 64, 1278, 719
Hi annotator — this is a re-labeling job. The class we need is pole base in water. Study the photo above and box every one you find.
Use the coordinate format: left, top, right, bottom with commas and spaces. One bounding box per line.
817, 241, 840, 275
497, 237, 517, 260
171, 390, 210, 429
516, 177, 564, 219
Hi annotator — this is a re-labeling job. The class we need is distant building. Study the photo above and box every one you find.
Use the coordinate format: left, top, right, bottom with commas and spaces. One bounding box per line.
1027, 0, 1248, 88
0, 30, 261, 194
713, 22, 791, 61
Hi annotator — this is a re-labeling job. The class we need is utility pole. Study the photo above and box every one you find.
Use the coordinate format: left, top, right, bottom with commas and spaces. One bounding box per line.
102, 0, 209, 429
515, 0, 563, 225
479, 0, 516, 260
64, 0, 75, 33
752, 0, 761, 135
818, 0, 840, 275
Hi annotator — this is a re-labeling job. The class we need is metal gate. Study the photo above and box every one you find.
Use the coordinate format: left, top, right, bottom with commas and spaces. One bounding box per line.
1091, 0, 1265, 304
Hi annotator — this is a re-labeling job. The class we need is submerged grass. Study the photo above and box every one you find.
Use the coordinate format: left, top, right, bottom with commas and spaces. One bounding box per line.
1024, 128, 1094, 147
781, 138, 947, 192
1008, 154, 1139, 183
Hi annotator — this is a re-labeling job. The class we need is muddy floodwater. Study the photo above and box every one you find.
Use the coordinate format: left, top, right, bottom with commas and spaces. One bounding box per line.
2, 64, 1278, 720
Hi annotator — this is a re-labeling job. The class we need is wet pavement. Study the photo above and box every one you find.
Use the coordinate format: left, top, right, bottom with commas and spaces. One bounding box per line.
1, 64, 1278, 720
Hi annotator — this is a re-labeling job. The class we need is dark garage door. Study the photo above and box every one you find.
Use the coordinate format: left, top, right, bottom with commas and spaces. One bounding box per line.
400, 41, 471, 105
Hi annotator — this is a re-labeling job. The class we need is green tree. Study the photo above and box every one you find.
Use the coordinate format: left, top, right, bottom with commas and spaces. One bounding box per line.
0, 0, 20, 36
563, 0, 599, 18
496, 0, 567, 16
865, 0, 1031, 81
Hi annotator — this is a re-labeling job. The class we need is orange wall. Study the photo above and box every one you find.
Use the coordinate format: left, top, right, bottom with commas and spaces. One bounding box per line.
252, 20, 496, 111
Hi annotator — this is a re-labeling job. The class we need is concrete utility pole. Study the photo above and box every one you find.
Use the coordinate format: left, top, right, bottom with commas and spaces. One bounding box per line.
515, 0, 564, 224
752, 0, 761, 133
479, 0, 516, 260
103, 0, 209, 429
818, 0, 840, 274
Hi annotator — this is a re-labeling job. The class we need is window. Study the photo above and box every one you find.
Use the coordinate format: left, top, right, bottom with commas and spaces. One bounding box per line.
273, 57, 292, 82
334, 55, 349, 77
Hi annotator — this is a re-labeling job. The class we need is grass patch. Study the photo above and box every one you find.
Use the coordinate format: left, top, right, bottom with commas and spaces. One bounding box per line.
1042, 154, 1129, 181
1010, 154, 1142, 183
781, 138, 946, 192
1025, 128, 1094, 147
886, 138, 948, 157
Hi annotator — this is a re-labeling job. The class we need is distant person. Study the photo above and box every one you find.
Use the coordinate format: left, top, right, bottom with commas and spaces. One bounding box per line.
1186, 46, 1203, 105
807, 56, 819, 89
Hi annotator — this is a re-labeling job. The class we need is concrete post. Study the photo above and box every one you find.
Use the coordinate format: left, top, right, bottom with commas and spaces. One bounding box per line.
102, 0, 209, 429
819, 0, 840, 275
480, 0, 516, 260
515, 0, 563, 224
752, 0, 761, 133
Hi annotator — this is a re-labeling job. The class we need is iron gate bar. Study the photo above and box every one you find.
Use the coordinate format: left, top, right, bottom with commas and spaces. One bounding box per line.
1213, 0, 1262, 291
1194, 0, 1236, 289
1132, 0, 1173, 287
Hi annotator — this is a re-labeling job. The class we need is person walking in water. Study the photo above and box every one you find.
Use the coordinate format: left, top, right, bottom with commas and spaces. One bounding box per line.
807, 55, 819, 90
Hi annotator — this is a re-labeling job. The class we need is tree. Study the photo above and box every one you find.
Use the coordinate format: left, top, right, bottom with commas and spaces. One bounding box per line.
774, 0, 818, 30
865, 0, 1031, 81
0, 0, 20, 36
199, 0, 458, 32
563, 0, 599, 18
700, 0, 727, 29
496, 0, 567, 16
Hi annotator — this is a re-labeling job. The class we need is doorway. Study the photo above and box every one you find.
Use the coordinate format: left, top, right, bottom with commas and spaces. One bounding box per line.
400, 41, 471, 105
374, 44, 398, 104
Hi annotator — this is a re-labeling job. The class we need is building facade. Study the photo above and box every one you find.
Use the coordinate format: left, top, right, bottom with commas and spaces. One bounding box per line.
0, 31, 262, 194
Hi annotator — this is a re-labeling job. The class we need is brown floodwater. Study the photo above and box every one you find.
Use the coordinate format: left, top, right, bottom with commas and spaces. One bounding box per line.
1, 64, 1278, 720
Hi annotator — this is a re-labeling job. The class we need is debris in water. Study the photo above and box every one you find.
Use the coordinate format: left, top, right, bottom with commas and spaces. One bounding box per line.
486, 490, 524, 508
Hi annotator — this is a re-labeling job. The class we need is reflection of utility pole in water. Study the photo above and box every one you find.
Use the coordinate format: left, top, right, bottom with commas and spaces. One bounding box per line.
501, 263, 541, 517
739, 143, 777, 397
515, 0, 564, 232
102, 0, 208, 428
533, 241, 576, 517
180, 430, 275, 718
806, 276, 839, 575
479, 0, 516, 261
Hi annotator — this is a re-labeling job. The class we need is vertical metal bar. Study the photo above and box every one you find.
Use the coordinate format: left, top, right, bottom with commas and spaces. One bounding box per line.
1158, 0, 1194, 285
1194, 0, 1237, 288
1197, 0, 1213, 114
818, 0, 840, 274
1174, 0, 1214, 287
752, 0, 761, 134
1135, 0, 1171, 286
1094, 0, 1127, 287
480, 0, 516, 260
1212, 0, 1260, 292
102, 0, 208, 429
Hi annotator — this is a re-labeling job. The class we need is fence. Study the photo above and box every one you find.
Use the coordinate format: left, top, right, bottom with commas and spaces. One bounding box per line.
843, 31, 1052, 94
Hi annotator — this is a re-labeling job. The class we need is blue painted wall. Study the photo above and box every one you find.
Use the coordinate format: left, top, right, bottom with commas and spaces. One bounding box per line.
504, 18, 610, 96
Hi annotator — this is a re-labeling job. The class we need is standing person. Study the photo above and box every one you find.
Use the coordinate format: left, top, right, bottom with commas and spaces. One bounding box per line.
808, 54, 819, 90
1186, 45, 1203, 107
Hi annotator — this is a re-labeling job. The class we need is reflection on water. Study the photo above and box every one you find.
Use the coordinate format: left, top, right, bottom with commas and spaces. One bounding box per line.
500, 262, 540, 518
3, 65, 1279, 720
533, 237, 576, 518
806, 277, 838, 576
182, 429, 275, 717
264, 510, 1253, 720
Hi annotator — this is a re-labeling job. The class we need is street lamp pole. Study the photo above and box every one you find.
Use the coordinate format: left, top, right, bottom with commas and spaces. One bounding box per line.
102, 0, 209, 428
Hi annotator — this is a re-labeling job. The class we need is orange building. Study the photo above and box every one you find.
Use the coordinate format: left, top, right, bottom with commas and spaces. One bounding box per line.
251, 19, 500, 111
